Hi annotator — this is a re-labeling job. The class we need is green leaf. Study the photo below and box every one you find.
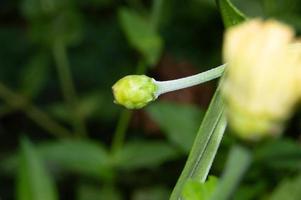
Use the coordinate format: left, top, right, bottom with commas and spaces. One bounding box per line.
210, 145, 252, 200
183, 176, 218, 200
146, 102, 204, 152
132, 186, 171, 200
17, 138, 58, 200
113, 140, 178, 170
170, 88, 227, 200
38, 140, 112, 179
234, 183, 267, 200
269, 173, 301, 200
19, 53, 50, 98
21, 0, 82, 46
216, 0, 247, 28
254, 139, 301, 170
118, 8, 163, 65
77, 184, 122, 200
2, 140, 112, 180
48, 91, 120, 123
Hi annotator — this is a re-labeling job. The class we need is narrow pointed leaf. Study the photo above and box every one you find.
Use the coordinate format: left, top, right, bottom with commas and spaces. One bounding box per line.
169, 88, 227, 200
118, 8, 163, 65
17, 138, 58, 200
216, 0, 247, 28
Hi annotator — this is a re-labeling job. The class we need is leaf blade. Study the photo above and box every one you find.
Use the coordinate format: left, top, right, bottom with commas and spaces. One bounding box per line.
118, 8, 163, 65
169, 88, 227, 200
17, 138, 58, 200
216, 0, 247, 28
114, 140, 179, 170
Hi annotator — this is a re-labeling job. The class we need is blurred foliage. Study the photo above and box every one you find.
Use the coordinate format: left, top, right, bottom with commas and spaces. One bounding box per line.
146, 102, 203, 152
182, 176, 218, 200
17, 138, 58, 200
0, 0, 301, 199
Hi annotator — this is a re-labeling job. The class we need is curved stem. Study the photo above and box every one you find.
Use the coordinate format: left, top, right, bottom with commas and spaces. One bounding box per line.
111, 0, 164, 154
52, 40, 87, 137
0, 82, 71, 138
155, 64, 226, 97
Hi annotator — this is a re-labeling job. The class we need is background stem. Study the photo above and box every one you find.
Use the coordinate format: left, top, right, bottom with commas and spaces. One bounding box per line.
0, 82, 71, 138
111, 110, 132, 154
110, 0, 161, 154
52, 40, 87, 137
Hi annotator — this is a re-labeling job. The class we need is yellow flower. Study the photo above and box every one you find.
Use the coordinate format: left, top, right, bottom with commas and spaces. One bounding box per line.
222, 19, 300, 140
289, 43, 301, 98
112, 75, 157, 109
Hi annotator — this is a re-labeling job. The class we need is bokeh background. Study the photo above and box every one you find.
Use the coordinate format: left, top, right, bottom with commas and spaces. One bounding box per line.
0, 0, 301, 199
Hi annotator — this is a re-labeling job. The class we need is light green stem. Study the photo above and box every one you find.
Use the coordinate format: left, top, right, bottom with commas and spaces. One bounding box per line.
0, 82, 71, 138
155, 64, 226, 97
111, 0, 164, 154
111, 109, 132, 154
52, 40, 87, 137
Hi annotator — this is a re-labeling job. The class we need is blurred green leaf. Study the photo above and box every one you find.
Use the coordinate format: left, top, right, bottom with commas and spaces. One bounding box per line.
210, 145, 252, 200
33, 11, 82, 46
183, 176, 218, 200
263, 0, 298, 16
17, 138, 58, 200
269, 173, 301, 200
19, 53, 50, 98
21, 0, 71, 18
254, 139, 301, 170
132, 186, 170, 200
146, 102, 204, 152
114, 140, 179, 170
77, 183, 122, 200
234, 182, 267, 200
216, 0, 247, 28
76, 0, 113, 8
38, 140, 112, 179
21, 0, 82, 46
118, 8, 163, 65
2, 140, 113, 180
48, 91, 119, 122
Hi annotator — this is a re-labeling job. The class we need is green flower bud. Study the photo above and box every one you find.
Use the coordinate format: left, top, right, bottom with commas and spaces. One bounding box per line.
112, 75, 157, 109
112, 65, 225, 109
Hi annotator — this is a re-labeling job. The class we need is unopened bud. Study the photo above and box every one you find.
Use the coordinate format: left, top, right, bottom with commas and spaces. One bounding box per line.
112, 75, 157, 109
112, 65, 225, 109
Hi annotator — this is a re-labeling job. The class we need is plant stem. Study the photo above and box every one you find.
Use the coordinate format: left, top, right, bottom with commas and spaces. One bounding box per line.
110, 61, 148, 154
111, 0, 164, 154
52, 40, 87, 137
210, 145, 252, 200
110, 109, 132, 154
155, 64, 226, 96
0, 82, 71, 138
169, 86, 227, 200
150, 0, 163, 31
